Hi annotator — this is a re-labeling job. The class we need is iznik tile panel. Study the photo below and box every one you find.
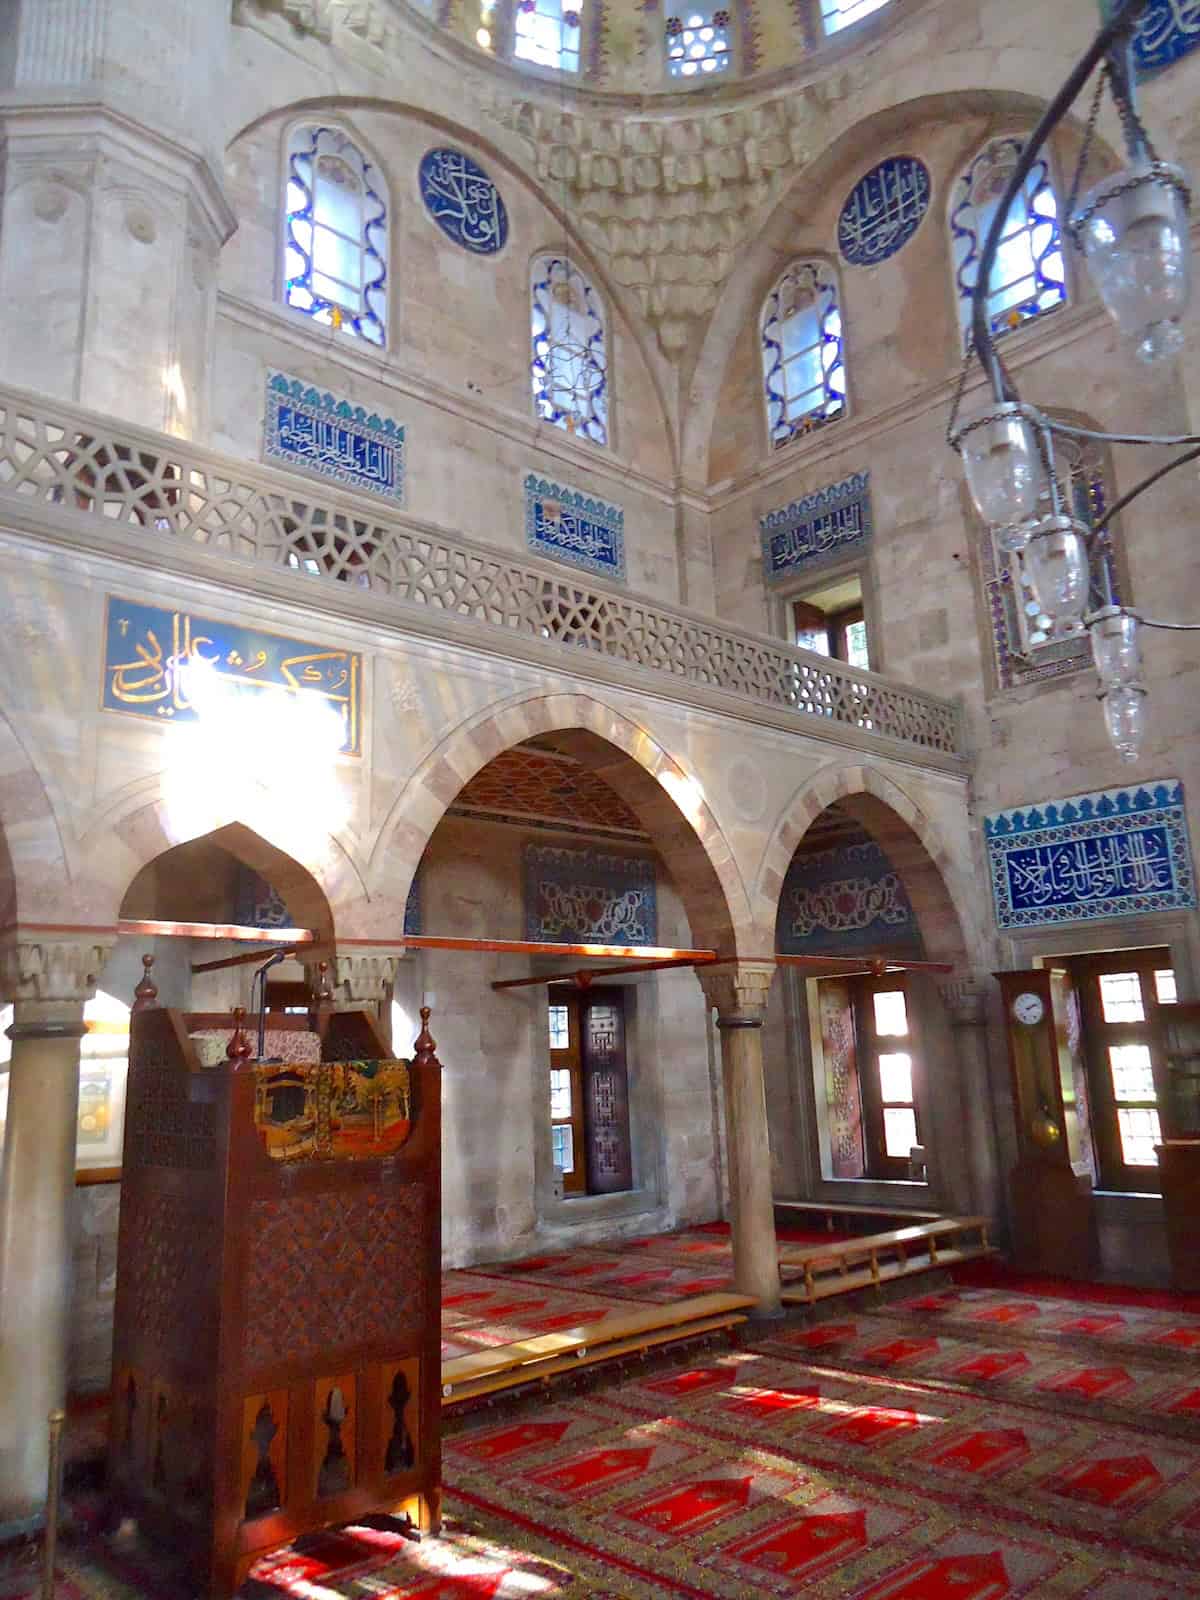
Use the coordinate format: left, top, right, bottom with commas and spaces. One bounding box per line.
985, 781, 1197, 931
524, 844, 657, 946
524, 472, 626, 581
103, 596, 362, 755
778, 833, 923, 956
264, 372, 404, 504
761, 472, 872, 583
419, 148, 509, 254
1106, 0, 1200, 75
838, 157, 931, 266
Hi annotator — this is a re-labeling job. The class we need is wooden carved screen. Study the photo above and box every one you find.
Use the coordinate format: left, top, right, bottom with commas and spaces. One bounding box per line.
580, 989, 633, 1194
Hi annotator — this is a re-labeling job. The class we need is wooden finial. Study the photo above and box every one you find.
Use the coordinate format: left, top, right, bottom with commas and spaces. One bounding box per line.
132, 953, 158, 1013
226, 1005, 253, 1061
413, 1005, 437, 1069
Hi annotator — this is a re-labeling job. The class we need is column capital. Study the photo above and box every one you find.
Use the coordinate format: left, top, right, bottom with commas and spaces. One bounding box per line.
697, 961, 776, 1023
0, 933, 115, 1008
937, 976, 989, 1028
330, 950, 403, 1005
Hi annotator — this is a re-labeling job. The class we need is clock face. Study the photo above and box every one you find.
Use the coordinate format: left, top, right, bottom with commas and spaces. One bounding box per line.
1012, 991, 1045, 1027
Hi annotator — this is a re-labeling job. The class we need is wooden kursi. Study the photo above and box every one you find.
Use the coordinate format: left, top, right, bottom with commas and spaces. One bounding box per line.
108, 1003, 442, 1599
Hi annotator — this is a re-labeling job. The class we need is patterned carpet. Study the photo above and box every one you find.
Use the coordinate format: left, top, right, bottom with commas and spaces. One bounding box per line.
443, 1222, 845, 1357
6, 1272, 1200, 1598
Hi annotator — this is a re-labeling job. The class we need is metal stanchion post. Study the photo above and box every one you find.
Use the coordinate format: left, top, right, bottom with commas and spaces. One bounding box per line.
41, 1408, 65, 1600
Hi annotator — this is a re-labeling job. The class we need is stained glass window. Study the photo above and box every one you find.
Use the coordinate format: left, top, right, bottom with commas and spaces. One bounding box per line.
531, 255, 608, 446
761, 261, 846, 449
665, 10, 731, 77
821, 0, 892, 33
285, 126, 387, 346
950, 136, 1066, 351
515, 0, 582, 73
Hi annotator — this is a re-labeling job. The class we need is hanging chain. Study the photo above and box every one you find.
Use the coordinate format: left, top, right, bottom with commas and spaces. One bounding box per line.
1064, 65, 1108, 229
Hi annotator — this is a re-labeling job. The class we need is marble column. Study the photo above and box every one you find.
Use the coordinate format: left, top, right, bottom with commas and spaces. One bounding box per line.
0, 934, 112, 1533
698, 963, 781, 1316
938, 977, 1003, 1223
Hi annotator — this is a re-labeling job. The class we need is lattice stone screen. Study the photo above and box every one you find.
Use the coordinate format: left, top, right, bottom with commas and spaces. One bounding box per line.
0, 386, 963, 761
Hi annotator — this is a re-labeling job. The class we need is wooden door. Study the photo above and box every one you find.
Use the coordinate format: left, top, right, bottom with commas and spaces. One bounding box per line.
579, 988, 633, 1195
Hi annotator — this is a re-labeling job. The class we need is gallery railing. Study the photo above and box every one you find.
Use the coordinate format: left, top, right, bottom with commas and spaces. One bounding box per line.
0, 384, 965, 762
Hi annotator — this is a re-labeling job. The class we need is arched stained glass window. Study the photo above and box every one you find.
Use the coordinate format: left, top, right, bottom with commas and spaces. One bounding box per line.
531, 255, 609, 446
761, 261, 846, 450
950, 136, 1066, 351
514, 0, 583, 72
284, 126, 387, 346
820, 0, 892, 34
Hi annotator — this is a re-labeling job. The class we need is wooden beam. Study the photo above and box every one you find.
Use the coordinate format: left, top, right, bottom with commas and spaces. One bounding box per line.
190, 943, 309, 976
774, 953, 954, 975
492, 954, 716, 991
406, 935, 715, 961
120, 918, 315, 944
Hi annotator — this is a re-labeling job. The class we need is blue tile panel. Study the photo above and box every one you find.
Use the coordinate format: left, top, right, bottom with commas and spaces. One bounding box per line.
984, 781, 1197, 931
404, 873, 421, 938
1111, 0, 1200, 74
419, 148, 509, 254
760, 471, 871, 583
524, 472, 625, 580
524, 844, 657, 945
265, 372, 404, 504
778, 835, 923, 956
102, 596, 362, 755
838, 157, 931, 266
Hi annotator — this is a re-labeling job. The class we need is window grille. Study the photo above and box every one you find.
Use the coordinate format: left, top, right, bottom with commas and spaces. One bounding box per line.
761, 262, 846, 449
515, 0, 582, 73
531, 255, 609, 446
665, 9, 731, 77
284, 126, 387, 346
950, 136, 1067, 351
820, 0, 892, 34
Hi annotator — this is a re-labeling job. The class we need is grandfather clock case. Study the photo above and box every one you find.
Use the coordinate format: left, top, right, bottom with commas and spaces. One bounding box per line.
995, 968, 1098, 1278
109, 1003, 442, 1598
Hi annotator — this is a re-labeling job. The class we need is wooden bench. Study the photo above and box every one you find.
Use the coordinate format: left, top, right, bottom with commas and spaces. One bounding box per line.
779, 1215, 993, 1307
775, 1199, 943, 1234
441, 1292, 754, 1404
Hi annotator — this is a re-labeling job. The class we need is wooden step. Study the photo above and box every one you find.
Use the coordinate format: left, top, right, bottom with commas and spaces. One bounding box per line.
778, 1215, 990, 1287
442, 1312, 748, 1405
441, 1291, 756, 1398
780, 1243, 995, 1307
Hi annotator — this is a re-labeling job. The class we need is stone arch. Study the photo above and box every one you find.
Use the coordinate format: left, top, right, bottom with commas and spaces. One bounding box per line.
369, 691, 755, 955
681, 82, 1122, 479
0, 703, 74, 926
756, 764, 971, 969
118, 819, 338, 951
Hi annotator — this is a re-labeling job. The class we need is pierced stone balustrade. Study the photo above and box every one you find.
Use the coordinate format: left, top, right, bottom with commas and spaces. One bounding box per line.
0, 384, 965, 767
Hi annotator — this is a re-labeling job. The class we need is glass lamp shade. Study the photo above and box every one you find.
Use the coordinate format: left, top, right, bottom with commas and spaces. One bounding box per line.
1090, 609, 1142, 686
1102, 684, 1147, 764
1023, 515, 1089, 627
1072, 163, 1192, 364
956, 402, 1043, 527
997, 519, 1036, 554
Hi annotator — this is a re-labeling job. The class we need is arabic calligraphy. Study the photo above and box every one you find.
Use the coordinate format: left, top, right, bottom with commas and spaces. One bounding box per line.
525, 473, 625, 581
103, 597, 362, 755
1131, 0, 1200, 73
1006, 829, 1173, 909
419, 148, 509, 256
761, 472, 872, 583
525, 844, 657, 946
985, 781, 1197, 930
838, 157, 931, 267
265, 373, 405, 503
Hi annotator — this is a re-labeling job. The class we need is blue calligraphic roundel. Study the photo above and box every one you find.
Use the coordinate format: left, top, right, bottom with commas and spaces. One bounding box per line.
419, 148, 508, 256
838, 156, 932, 267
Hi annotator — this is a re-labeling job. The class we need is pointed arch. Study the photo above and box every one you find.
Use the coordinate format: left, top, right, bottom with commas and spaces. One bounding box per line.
368, 691, 754, 955
756, 764, 971, 968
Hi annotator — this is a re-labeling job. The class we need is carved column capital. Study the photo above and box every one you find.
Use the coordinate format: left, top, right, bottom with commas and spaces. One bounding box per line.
330, 951, 402, 1005
697, 962, 776, 1024
937, 977, 989, 1029
0, 934, 115, 1007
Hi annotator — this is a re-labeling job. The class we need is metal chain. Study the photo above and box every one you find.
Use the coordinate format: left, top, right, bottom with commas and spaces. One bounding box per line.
1064, 65, 1108, 228
945, 344, 976, 447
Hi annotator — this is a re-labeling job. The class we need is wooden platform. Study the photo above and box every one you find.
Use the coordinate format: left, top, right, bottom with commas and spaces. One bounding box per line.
780, 1214, 993, 1306
441, 1292, 754, 1405
775, 1199, 943, 1233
